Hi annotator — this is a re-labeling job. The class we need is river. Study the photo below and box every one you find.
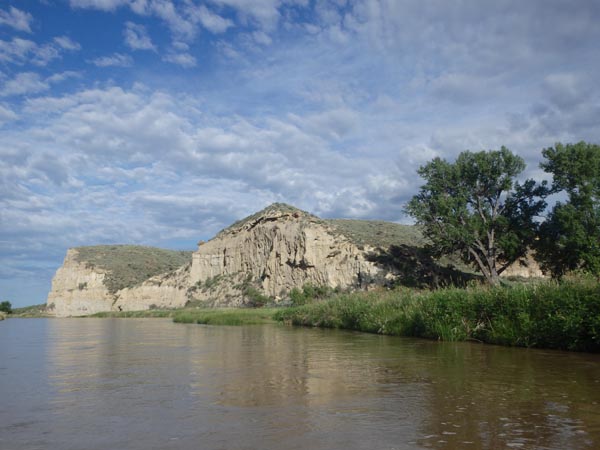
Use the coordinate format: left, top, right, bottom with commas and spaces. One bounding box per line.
1, 318, 599, 449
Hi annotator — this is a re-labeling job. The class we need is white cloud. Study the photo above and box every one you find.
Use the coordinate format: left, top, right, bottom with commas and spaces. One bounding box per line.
0, 6, 33, 33
0, 38, 37, 64
91, 53, 134, 67
191, 4, 234, 34
163, 51, 197, 67
210, 0, 281, 31
124, 21, 156, 51
0, 72, 49, 97
69, 0, 127, 11
53, 36, 82, 51
0, 104, 18, 124
0, 71, 80, 97
0, 35, 80, 66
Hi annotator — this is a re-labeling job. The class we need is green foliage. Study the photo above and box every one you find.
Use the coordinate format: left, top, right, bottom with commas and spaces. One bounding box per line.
275, 279, 600, 352
74, 245, 192, 293
326, 219, 427, 249
173, 308, 278, 325
406, 147, 547, 284
536, 142, 600, 278
289, 283, 335, 306
242, 285, 270, 307
0, 301, 12, 314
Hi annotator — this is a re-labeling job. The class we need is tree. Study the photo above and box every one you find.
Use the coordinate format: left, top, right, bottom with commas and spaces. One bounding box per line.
536, 142, 600, 278
406, 147, 547, 285
0, 301, 12, 314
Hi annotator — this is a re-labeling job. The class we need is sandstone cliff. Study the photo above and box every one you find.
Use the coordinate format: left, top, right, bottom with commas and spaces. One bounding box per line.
187, 204, 382, 306
46, 248, 115, 317
47, 203, 545, 316
47, 246, 192, 317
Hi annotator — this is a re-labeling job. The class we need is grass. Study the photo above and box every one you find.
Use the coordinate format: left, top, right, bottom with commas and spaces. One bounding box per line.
10, 304, 50, 318
74, 245, 192, 293
274, 278, 600, 352
89, 309, 177, 318
173, 308, 278, 325
326, 219, 427, 249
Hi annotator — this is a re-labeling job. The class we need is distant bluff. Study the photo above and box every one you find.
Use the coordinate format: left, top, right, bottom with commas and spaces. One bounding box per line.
46, 203, 542, 316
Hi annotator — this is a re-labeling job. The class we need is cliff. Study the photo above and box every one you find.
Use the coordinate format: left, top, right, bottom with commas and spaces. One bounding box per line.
187, 204, 382, 306
47, 246, 192, 317
46, 203, 544, 316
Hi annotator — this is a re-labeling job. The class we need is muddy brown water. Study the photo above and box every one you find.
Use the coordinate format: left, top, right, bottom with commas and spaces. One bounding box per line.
1, 318, 599, 449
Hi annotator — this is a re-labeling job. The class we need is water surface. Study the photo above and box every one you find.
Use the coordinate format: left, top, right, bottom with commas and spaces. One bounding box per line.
1, 318, 599, 449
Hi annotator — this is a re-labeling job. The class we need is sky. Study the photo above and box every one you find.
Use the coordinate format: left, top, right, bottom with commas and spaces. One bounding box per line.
1, 0, 600, 306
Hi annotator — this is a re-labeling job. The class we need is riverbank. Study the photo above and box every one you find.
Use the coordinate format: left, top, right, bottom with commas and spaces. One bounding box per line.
274, 279, 600, 352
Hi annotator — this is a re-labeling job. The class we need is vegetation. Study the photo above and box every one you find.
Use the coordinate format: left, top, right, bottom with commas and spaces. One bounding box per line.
326, 219, 427, 249
536, 142, 600, 278
0, 300, 12, 314
11, 303, 49, 317
173, 308, 278, 325
74, 245, 192, 293
289, 283, 338, 306
89, 309, 176, 318
274, 278, 600, 352
406, 147, 547, 285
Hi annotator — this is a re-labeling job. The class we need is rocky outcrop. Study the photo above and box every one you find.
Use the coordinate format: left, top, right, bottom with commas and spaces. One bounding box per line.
47, 246, 192, 317
46, 203, 546, 316
46, 249, 115, 317
114, 264, 191, 311
188, 204, 382, 306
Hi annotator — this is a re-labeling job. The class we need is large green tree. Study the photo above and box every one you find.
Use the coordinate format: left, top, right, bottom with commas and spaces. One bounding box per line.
407, 147, 547, 285
536, 142, 600, 278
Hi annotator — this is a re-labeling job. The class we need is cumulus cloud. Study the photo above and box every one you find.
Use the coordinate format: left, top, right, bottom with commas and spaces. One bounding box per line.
162, 51, 197, 67
0, 36, 81, 66
0, 72, 49, 97
124, 21, 156, 50
0, 6, 33, 33
190, 4, 234, 33
69, 0, 127, 11
53, 36, 82, 51
90, 52, 134, 67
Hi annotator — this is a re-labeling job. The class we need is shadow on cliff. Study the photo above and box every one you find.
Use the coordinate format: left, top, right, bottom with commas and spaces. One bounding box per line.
366, 244, 479, 289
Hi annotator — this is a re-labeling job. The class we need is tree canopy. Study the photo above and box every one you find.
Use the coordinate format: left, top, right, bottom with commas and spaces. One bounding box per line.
0, 301, 12, 314
406, 147, 547, 285
535, 142, 600, 277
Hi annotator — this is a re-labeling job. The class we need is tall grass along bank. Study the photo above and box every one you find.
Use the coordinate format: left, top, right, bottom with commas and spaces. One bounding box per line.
173, 308, 277, 325
274, 280, 600, 352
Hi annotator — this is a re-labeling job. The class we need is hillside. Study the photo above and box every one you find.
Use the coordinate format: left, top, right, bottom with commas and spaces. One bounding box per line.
74, 245, 192, 293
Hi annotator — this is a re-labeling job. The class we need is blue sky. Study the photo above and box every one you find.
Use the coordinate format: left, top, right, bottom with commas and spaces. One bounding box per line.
2, 0, 600, 306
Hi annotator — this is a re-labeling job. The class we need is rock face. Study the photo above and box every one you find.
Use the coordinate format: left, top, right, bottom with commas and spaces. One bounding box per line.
46, 249, 115, 317
114, 264, 191, 312
188, 204, 381, 306
46, 203, 546, 316
47, 247, 192, 317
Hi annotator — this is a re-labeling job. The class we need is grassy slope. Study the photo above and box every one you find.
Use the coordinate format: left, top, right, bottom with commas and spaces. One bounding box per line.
325, 219, 427, 249
74, 245, 192, 293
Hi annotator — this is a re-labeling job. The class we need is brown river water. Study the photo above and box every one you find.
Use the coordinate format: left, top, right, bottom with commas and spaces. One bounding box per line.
1, 318, 599, 450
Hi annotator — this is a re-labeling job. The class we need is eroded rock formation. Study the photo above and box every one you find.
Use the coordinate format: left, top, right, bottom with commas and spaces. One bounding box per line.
187, 204, 381, 306
46, 203, 545, 316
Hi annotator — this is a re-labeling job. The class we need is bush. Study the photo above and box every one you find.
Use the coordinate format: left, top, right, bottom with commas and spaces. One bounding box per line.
0, 301, 12, 314
275, 279, 600, 352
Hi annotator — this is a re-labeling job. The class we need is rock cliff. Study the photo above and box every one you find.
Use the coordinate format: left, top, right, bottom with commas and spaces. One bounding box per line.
46, 248, 115, 317
187, 204, 382, 306
47, 246, 192, 317
46, 203, 545, 316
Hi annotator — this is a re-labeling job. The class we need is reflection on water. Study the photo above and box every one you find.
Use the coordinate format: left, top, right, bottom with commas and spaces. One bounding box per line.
1, 319, 599, 449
